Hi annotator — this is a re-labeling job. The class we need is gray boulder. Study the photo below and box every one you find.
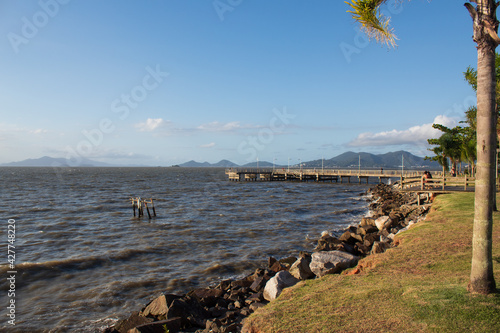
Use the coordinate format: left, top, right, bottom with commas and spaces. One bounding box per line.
310, 251, 359, 277
263, 271, 299, 301
289, 255, 314, 280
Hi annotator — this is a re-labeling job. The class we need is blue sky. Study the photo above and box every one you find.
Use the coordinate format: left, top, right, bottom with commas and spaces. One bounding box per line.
0, 0, 480, 166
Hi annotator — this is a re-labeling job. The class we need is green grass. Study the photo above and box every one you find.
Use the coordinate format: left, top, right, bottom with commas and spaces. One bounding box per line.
243, 193, 500, 333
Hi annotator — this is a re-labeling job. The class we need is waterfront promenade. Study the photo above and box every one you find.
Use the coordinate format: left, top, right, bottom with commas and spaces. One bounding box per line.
225, 167, 421, 183
225, 168, 479, 194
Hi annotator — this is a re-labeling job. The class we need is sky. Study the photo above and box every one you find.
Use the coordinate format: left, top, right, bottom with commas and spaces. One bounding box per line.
0, 0, 481, 166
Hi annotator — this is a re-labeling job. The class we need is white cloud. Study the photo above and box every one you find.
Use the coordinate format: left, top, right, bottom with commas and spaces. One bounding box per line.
134, 119, 261, 135
197, 121, 244, 132
135, 118, 168, 132
200, 142, 216, 148
347, 115, 458, 147
30, 128, 48, 135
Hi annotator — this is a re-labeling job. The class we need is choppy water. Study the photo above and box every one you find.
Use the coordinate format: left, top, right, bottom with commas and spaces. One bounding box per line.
0, 167, 372, 332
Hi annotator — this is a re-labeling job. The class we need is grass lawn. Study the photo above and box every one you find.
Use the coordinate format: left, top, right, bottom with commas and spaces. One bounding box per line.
243, 193, 500, 333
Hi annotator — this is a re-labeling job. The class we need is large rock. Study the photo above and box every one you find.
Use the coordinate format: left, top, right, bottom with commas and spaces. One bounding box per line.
357, 224, 378, 236
141, 294, 181, 318
289, 254, 314, 280
129, 317, 182, 333
250, 274, 272, 293
166, 296, 209, 328
371, 241, 391, 254
263, 271, 299, 301
374, 216, 391, 230
338, 229, 362, 245
141, 295, 169, 318
315, 234, 342, 251
363, 232, 379, 247
310, 251, 359, 277
360, 217, 376, 227
113, 312, 153, 333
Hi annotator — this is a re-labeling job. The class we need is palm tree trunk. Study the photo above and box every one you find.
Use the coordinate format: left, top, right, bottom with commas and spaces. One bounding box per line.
468, 1, 498, 293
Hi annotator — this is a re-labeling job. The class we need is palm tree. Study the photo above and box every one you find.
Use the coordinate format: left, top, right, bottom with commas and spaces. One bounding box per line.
347, 0, 497, 294
427, 125, 465, 175
460, 106, 478, 176
426, 141, 449, 175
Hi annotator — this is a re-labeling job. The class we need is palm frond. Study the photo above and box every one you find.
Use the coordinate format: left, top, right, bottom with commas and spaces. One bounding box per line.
346, 0, 397, 47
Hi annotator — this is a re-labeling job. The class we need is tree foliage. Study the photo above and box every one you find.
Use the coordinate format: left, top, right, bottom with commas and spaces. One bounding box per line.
427, 123, 476, 174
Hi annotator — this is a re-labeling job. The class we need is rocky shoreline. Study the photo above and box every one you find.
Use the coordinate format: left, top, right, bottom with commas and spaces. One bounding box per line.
103, 184, 431, 333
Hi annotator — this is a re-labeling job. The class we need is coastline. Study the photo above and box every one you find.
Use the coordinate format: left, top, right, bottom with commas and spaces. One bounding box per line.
104, 183, 430, 333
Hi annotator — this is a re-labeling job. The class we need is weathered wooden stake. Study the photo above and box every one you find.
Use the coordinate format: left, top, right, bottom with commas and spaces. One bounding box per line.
151, 199, 156, 217
138, 198, 143, 217
144, 201, 152, 219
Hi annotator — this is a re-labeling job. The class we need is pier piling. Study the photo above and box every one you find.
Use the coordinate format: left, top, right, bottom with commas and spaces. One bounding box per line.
130, 197, 156, 219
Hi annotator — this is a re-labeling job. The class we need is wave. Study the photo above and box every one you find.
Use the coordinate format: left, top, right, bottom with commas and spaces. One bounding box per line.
0, 246, 165, 284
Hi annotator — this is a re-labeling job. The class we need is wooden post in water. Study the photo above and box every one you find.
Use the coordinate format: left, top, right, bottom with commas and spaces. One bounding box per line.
151, 199, 156, 217
144, 201, 152, 219
138, 197, 143, 217
130, 197, 156, 219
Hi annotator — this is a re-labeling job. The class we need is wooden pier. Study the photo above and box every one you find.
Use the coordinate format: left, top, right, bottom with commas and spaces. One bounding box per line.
225, 168, 423, 184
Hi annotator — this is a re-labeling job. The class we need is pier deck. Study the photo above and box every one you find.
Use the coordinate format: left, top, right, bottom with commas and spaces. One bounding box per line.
225, 169, 484, 194
225, 168, 420, 184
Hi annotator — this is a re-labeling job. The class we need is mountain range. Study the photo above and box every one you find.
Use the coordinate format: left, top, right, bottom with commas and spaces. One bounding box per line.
0, 156, 114, 167
1, 151, 440, 169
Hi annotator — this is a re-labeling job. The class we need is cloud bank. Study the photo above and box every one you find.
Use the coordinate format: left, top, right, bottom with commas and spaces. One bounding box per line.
134, 118, 260, 134
347, 115, 457, 147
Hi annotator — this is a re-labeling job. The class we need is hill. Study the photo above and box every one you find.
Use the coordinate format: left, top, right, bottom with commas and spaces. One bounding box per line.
304, 151, 439, 169
179, 159, 239, 167
0, 156, 114, 167
2, 151, 440, 169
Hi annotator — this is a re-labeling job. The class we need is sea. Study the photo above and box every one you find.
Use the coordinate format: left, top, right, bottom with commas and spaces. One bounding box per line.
0, 167, 374, 332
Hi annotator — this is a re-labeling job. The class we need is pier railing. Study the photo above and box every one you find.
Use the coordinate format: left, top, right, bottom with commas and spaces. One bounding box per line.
225, 167, 426, 183
225, 168, 483, 193
401, 175, 476, 191
226, 167, 423, 177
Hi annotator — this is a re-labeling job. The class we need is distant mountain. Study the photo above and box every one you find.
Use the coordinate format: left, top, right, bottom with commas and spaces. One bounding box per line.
212, 159, 239, 167
302, 151, 439, 169
1, 156, 114, 167
178, 160, 211, 167
3, 151, 440, 169
178, 159, 239, 167
241, 161, 276, 167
